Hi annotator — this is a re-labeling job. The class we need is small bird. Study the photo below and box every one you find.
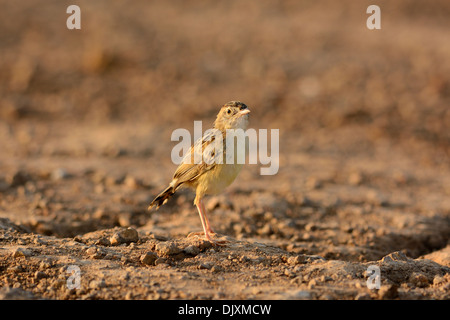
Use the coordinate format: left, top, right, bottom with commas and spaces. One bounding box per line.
148, 101, 250, 242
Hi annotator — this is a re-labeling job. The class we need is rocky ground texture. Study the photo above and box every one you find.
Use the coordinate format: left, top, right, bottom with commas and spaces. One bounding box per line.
1, 0, 450, 299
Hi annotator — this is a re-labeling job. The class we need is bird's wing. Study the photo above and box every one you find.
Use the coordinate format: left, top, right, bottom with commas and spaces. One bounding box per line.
172, 129, 224, 187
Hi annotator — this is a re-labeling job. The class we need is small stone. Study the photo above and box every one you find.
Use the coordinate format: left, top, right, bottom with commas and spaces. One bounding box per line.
125, 291, 133, 300
34, 271, 46, 280
11, 247, 32, 258
409, 272, 429, 288
381, 251, 409, 264
239, 255, 249, 263
302, 233, 312, 241
94, 237, 110, 246
33, 237, 46, 245
284, 269, 295, 278
155, 242, 182, 256
308, 279, 318, 289
304, 223, 317, 232
129, 242, 137, 249
39, 261, 51, 270
199, 263, 213, 270
140, 252, 158, 266
86, 247, 97, 255
433, 276, 445, 286
155, 257, 167, 266
110, 227, 139, 246
197, 240, 213, 251
211, 265, 223, 273
287, 255, 306, 265
9, 265, 23, 273
90, 252, 103, 259
305, 255, 326, 263
184, 245, 200, 256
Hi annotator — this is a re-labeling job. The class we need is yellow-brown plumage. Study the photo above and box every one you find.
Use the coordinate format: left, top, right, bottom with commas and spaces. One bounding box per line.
148, 101, 250, 242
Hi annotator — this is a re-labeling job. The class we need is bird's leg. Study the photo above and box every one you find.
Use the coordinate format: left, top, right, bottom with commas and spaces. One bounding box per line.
192, 197, 228, 246
195, 197, 213, 242
199, 198, 215, 234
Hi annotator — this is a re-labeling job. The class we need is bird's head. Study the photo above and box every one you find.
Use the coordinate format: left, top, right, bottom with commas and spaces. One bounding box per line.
214, 101, 250, 130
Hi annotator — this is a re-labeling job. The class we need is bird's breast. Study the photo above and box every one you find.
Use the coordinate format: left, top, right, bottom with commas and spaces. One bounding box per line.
197, 163, 244, 196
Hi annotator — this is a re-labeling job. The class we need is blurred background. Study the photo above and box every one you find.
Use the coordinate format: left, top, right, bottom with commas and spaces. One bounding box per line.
0, 1, 449, 259
1, 0, 450, 151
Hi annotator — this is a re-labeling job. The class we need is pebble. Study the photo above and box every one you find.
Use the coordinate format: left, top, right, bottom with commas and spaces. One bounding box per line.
110, 227, 139, 246
284, 269, 296, 278
39, 261, 51, 270
433, 275, 445, 286
11, 247, 32, 258
184, 245, 200, 256
211, 265, 223, 273
381, 251, 409, 264
155, 242, 182, 256
155, 257, 167, 266
409, 272, 429, 288
308, 279, 318, 288
33, 237, 46, 245
305, 255, 326, 263
86, 247, 98, 255
287, 255, 306, 265
140, 252, 158, 266
9, 265, 23, 273
199, 263, 213, 270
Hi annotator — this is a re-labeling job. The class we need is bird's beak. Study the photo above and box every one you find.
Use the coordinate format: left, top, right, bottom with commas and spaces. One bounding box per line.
238, 109, 250, 116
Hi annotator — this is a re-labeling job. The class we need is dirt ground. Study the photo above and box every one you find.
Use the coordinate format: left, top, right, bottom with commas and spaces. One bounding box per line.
0, 0, 450, 300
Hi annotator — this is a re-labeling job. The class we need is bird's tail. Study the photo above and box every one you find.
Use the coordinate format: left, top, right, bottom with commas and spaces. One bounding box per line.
148, 185, 175, 210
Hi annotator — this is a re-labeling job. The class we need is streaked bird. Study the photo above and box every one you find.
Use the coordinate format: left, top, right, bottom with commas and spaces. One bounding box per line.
148, 101, 250, 243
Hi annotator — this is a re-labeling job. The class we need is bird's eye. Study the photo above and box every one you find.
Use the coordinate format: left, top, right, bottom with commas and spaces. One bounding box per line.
227, 109, 232, 115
